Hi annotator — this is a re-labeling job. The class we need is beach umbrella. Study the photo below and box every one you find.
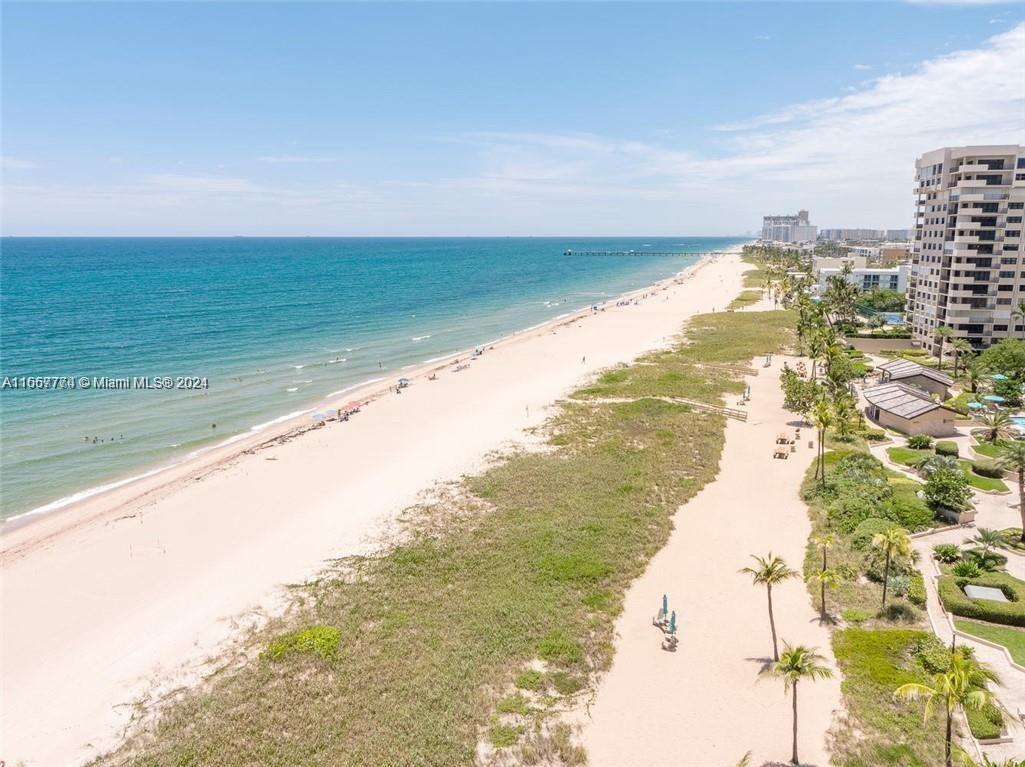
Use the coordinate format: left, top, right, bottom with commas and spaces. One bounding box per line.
992, 373, 1009, 381
311, 413, 327, 421
983, 394, 1006, 403
668, 610, 677, 635
967, 402, 984, 410
662, 594, 668, 615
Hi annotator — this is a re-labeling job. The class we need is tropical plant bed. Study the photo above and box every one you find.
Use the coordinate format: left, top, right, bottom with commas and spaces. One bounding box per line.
957, 460, 1009, 493
937, 571, 1025, 627
953, 618, 1025, 666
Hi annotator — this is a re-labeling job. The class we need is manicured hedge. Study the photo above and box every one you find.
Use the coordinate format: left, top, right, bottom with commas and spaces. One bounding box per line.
937, 572, 1025, 627
935, 441, 959, 457
971, 460, 1004, 479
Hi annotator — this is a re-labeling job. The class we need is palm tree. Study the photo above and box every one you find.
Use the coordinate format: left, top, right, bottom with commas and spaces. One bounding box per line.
997, 441, 1025, 545
871, 526, 912, 607
831, 393, 858, 441
954, 747, 1025, 767
740, 553, 800, 661
972, 527, 1006, 558
972, 410, 1014, 444
813, 533, 836, 572
762, 644, 833, 765
812, 397, 834, 486
951, 338, 974, 378
808, 568, 838, 618
895, 648, 1000, 767
935, 325, 955, 370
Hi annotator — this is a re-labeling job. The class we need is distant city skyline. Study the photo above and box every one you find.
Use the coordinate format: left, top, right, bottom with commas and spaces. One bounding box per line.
2, 2, 1024, 236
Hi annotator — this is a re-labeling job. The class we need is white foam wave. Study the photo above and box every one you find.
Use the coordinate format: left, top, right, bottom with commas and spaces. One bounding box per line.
411, 335, 431, 342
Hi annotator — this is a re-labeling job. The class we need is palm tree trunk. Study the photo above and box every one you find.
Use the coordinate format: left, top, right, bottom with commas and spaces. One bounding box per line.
881, 548, 891, 607
791, 681, 800, 765
767, 586, 779, 661
820, 579, 826, 617
944, 710, 952, 767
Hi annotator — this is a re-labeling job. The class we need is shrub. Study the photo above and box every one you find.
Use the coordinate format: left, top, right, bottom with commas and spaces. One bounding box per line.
263, 625, 341, 662
932, 543, 961, 563
851, 518, 900, 550
962, 547, 1008, 572
828, 495, 883, 534
917, 455, 961, 477
514, 669, 543, 691
971, 460, 1004, 479
937, 572, 1025, 627
835, 563, 859, 581
549, 671, 585, 696
952, 560, 982, 578
880, 603, 919, 622
489, 721, 523, 748
913, 634, 952, 673
537, 629, 584, 665
924, 467, 973, 512
496, 694, 529, 715
862, 428, 887, 442
841, 608, 873, 624
908, 571, 927, 607
907, 434, 934, 449
935, 440, 959, 457
886, 488, 935, 531
888, 575, 911, 598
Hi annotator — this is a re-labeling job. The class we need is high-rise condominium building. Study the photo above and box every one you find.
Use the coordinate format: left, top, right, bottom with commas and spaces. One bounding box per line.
907, 145, 1025, 353
761, 210, 817, 243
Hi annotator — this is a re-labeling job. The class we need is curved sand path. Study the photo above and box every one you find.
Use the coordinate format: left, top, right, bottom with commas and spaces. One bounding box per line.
1, 252, 748, 766
580, 349, 842, 767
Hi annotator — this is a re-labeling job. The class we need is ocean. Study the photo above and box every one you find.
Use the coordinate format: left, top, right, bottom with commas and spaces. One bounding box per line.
0, 236, 747, 519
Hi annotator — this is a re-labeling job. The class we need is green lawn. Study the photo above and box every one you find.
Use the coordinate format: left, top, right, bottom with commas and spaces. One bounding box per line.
727, 289, 762, 310
972, 440, 1009, 459
954, 619, 1025, 666
91, 310, 796, 766
886, 446, 931, 467
958, 460, 1009, 493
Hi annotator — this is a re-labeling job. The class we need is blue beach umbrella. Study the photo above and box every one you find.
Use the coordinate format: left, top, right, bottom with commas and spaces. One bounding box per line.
668, 611, 677, 635
967, 402, 984, 410
992, 373, 1009, 381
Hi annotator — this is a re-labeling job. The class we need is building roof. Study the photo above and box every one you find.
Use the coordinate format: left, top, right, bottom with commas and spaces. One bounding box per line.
876, 358, 954, 387
863, 382, 953, 420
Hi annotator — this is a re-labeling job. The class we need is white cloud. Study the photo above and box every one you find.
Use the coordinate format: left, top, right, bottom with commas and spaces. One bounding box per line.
2, 156, 36, 169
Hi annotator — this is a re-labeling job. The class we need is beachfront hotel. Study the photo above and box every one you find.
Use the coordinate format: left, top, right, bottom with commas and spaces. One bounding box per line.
907, 144, 1025, 353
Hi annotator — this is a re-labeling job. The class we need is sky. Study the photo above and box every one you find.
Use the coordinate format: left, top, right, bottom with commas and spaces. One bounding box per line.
1, 1, 1024, 236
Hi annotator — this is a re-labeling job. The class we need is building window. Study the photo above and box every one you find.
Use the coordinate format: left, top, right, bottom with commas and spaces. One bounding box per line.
1000, 271, 1016, 278
995, 324, 1009, 331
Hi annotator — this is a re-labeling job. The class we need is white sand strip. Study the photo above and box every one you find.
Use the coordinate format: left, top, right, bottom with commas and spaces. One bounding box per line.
579, 353, 842, 767
0, 251, 748, 766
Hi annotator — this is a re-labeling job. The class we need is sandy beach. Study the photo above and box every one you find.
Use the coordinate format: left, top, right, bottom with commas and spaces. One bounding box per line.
578, 340, 842, 765
0, 249, 749, 766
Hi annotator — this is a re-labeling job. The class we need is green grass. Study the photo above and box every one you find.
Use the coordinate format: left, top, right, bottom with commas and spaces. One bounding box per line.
830, 629, 946, 767
741, 255, 771, 288
938, 571, 1025, 627
971, 440, 1009, 459
954, 618, 1025, 665
727, 289, 762, 310
958, 460, 1009, 493
91, 310, 796, 767
885, 446, 932, 467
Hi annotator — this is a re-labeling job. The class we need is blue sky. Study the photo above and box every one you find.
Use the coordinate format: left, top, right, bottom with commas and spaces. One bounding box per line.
2, 1, 1024, 235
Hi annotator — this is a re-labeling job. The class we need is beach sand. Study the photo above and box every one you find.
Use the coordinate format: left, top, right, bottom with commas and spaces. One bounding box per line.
577, 345, 842, 766
0, 250, 749, 766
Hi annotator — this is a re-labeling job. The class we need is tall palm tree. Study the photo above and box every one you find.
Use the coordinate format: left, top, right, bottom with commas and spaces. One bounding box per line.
740, 553, 800, 661
808, 568, 838, 619
811, 397, 834, 485
871, 526, 912, 607
762, 644, 833, 766
997, 441, 1025, 544
972, 410, 1014, 444
831, 393, 858, 441
951, 338, 974, 378
895, 648, 1000, 767
935, 325, 955, 370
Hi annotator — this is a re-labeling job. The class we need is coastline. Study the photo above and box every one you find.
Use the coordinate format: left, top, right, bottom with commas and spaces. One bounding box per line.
0, 248, 748, 766
1, 252, 715, 537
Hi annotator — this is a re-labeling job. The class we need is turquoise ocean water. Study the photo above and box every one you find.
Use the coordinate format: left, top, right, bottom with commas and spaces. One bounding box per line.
0, 237, 746, 520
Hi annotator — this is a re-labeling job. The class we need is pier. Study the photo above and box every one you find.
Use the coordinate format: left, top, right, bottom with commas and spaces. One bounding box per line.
563, 249, 709, 257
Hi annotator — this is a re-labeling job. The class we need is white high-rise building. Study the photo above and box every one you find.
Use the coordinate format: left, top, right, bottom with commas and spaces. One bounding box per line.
907, 145, 1025, 352
761, 210, 817, 243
